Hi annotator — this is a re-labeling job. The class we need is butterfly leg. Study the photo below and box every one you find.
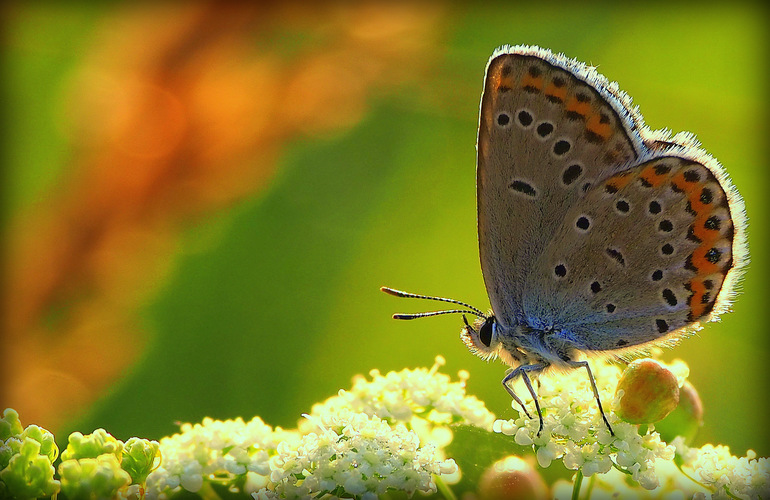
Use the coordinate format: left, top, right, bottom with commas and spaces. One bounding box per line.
502, 363, 547, 435
568, 360, 614, 436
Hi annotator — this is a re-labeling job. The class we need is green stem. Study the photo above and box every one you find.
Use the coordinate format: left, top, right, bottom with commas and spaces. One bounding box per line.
435, 475, 457, 500
611, 462, 633, 476
571, 469, 584, 500
197, 482, 223, 500
584, 472, 596, 500
723, 485, 742, 500
674, 458, 711, 492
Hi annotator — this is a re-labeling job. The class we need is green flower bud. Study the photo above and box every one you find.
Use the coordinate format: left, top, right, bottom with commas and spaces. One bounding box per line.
478, 455, 549, 500
21, 425, 59, 463
121, 437, 161, 484
0, 438, 22, 471
61, 429, 124, 461
615, 359, 679, 425
59, 454, 131, 500
654, 380, 704, 445
0, 409, 23, 440
0, 436, 61, 499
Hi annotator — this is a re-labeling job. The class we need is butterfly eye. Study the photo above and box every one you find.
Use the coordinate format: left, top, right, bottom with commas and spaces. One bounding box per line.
479, 318, 495, 347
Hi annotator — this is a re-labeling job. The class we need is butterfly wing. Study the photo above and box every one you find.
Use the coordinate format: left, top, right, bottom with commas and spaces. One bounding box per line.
525, 148, 747, 351
477, 45, 641, 329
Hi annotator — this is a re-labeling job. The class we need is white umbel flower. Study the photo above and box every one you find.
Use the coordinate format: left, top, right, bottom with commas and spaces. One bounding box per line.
260, 409, 457, 499
145, 416, 298, 499
302, 356, 496, 434
676, 440, 770, 499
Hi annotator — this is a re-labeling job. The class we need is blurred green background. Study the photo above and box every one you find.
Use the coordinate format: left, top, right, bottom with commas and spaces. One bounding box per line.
3, 1, 768, 463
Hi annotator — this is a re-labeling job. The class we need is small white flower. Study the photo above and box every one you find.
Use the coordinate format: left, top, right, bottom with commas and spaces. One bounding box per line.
179, 471, 203, 493
536, 441, 562, 468
344, 476, 367, 496
514, 425, 534, 446
493, 418, 516, 436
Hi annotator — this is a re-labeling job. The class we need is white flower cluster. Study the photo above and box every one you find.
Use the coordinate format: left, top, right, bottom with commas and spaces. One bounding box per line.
145, 416, 298, 499
302, 356, 496, 440
676, 440, 770, 499
550, 441, 769, 499
551, 459, 691, 499
256, 409, 457, 500
493, 360, 676, 490
144, 358, 474, 499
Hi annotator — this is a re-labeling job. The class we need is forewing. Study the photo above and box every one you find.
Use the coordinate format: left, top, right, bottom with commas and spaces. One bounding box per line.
477, 46, 640, 328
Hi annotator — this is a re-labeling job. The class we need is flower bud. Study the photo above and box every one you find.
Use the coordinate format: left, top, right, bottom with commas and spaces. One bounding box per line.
61, 429, 124, 461
654, 381, 703, 445
59, 454, 131, 500
21, 425, 59, 463
122, 437, 161, 484
0, 437, 61, 499
478, 455, 548, 500
615, 359, 679, 424
1, 408, 24, 440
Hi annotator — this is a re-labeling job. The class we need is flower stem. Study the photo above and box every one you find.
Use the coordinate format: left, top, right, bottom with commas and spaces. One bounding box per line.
197, 482, 223, 500
674, 458, 712, 494
571, 470, 584, 500
584, 473, 596, 499
435, 475, 457, 500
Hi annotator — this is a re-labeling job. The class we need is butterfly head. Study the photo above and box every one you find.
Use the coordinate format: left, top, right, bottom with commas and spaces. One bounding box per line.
460, 314, 501, 361
381, 286, 503, 359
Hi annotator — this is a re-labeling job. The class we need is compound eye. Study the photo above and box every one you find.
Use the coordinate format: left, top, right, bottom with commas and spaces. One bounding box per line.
479, 318, 494, 347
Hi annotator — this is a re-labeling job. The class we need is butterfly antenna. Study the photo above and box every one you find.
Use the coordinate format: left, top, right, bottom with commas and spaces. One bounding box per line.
380, 286, 487, 319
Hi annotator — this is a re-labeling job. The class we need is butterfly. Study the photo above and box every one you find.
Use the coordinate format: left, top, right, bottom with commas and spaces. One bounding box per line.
383, 45, 747, 435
